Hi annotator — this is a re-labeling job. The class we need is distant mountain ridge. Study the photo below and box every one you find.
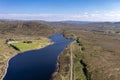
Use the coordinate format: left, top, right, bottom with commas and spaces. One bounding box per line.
57, 21, 92, 24
0, 20, 120, 37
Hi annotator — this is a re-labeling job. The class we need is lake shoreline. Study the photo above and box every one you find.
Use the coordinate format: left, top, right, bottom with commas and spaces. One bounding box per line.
51, 42, 72, 80
2, 34, 73, 80
1, 41, 53, 80
1, 52, 18, 80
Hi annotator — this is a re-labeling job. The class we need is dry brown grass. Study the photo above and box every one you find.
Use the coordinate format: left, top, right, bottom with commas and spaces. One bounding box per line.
52, 45, 71, 80
0, 39, 17, 79
64, 30, 120, 80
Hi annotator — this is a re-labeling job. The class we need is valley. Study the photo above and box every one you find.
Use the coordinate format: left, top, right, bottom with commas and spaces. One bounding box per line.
0, 20, 120, 80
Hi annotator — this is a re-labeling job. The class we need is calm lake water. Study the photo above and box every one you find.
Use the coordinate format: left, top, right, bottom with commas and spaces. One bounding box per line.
3, 34, 73, 80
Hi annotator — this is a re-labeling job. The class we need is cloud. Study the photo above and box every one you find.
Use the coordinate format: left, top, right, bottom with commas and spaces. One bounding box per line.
0, 11, 120, 21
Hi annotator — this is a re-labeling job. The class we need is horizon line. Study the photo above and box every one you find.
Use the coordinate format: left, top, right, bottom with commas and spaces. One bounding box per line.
0, 19, 119, 22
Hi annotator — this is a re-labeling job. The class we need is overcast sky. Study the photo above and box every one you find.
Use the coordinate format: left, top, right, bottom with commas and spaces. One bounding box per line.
0, 0, 120, 21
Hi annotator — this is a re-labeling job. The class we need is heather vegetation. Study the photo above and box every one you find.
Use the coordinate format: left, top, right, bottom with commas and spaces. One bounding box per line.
62, 29, 120, 80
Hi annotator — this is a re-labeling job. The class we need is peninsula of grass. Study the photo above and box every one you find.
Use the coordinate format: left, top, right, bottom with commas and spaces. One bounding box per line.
10, 39, 51, 52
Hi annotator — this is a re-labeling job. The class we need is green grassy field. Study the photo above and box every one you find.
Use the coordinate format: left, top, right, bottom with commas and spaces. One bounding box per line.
11, 40, 51, 51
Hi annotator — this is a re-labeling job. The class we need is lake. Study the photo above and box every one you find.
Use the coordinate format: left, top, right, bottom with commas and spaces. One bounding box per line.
3, 34, 73, 80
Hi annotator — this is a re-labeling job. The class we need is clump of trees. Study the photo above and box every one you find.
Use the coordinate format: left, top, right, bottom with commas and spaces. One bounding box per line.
76, 37, 85, 51
10, 44, 20, 51
23, 41, 32, 44
76, 37, 82, 46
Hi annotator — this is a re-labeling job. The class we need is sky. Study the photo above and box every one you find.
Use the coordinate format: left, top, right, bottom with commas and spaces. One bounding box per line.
0, 0, 120, 21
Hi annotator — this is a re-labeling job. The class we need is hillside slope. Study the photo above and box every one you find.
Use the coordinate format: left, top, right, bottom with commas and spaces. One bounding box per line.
0, 21, 54, 38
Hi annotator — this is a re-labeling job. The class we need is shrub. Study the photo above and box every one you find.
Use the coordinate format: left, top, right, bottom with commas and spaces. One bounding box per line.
81, 46, 85, 51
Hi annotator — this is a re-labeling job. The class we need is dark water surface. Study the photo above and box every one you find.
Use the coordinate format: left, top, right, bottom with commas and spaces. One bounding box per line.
3, 34, 73, 80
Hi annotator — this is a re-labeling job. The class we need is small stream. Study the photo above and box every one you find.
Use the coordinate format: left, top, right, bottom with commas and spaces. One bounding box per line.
3, 34, 73, 80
